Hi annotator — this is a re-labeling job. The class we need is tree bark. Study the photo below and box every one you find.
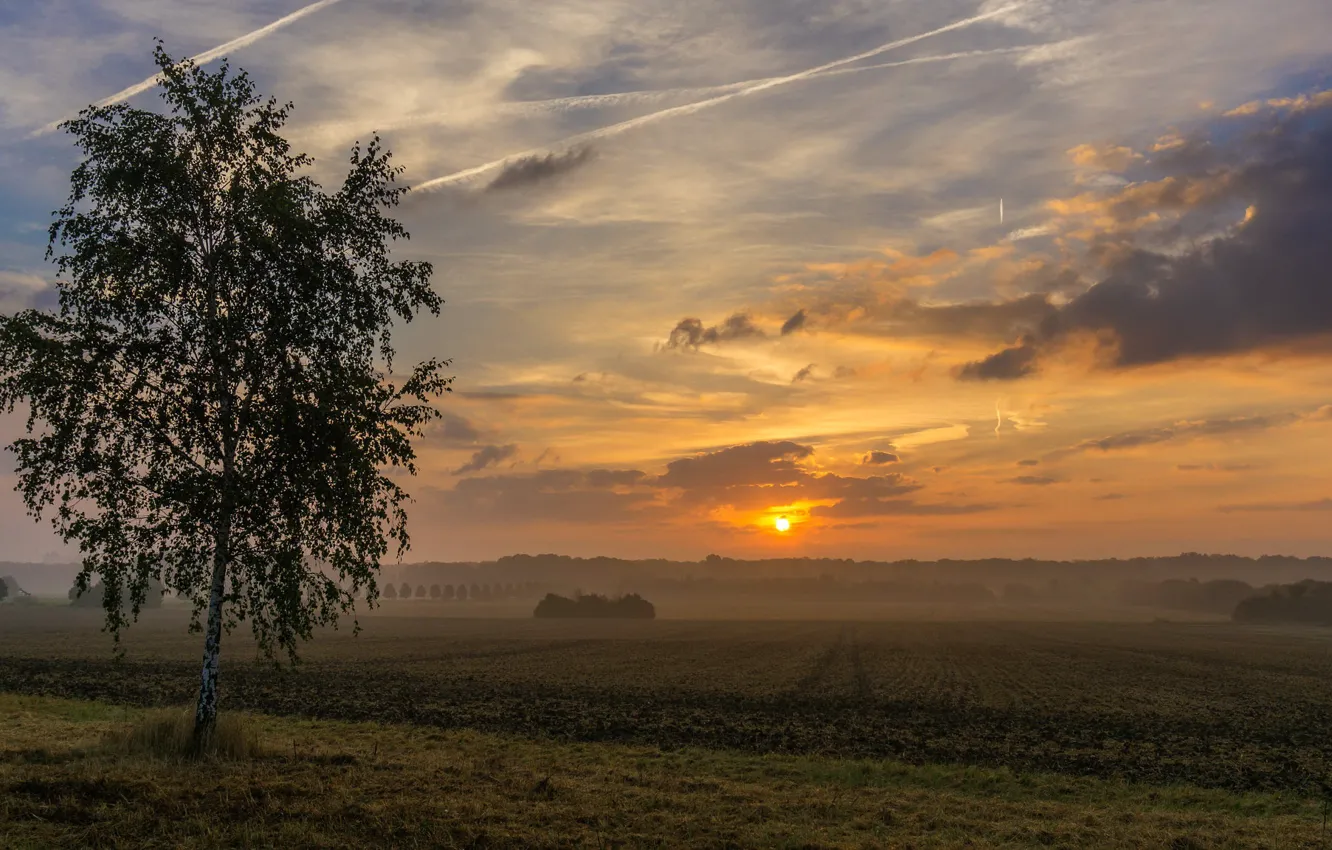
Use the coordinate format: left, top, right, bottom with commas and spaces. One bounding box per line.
194, 516, 231, 745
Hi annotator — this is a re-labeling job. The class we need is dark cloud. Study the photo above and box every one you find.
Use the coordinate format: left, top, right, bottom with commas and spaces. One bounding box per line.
1016, 459, 1041, 467
1218, 497, 1332, 513
862, 450, 900, 465
444, 469, 658, 523
666, 313, 765, 349
1094, 493, 1127, 501
485, 146, 595, 192
809, 499, 994, 518
452, 444, 519, 475
1059, 410, 1306, 456
957, 336, 1039, 381
791, 364, 815, 383
656, 441, 812, 491
962, 100, 1332, 379
442, 439, 980, 523
434, 411, 483, 443
780, 309, 808, 335
1004, 475, 1060, 486
1176, 463, 1256, 472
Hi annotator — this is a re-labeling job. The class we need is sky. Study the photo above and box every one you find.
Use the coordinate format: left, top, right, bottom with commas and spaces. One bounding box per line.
1, 0, 1332, 563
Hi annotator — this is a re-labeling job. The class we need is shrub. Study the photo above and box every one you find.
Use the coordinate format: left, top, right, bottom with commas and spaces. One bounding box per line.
399, 582, 411, 599
383, 583, 398, 599
415, 584, 427, 598
430, 584, 441, 599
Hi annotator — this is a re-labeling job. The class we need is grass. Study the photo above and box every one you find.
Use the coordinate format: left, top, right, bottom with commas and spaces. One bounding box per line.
0, 693, 1326, 848
108, 706, 261, 761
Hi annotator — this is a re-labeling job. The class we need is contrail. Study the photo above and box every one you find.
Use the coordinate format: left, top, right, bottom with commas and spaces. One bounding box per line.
31, 0, 345, 138
416, 4, 1023, 191
505, 46, 1032, 117
298, 46, 1031, 143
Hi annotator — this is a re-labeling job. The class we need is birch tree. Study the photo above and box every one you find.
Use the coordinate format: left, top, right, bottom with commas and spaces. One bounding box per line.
0, 46, 449, 745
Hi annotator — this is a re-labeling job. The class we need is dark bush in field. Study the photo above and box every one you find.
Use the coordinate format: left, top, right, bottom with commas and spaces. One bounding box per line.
415, 585, 427, 598
383, 583, 398, 599
1233, 580, 1332, 625
534, 592, 656, 619
457, 585, 468, 601
444, 584, 455, 600
69, 580, 165, 609
0, 577, 7, 602
430, 584, 441, 599
399, 583, 412, 599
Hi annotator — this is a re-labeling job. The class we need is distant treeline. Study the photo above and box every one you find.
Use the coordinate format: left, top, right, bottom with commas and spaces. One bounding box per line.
533, 593, 656, 619
1233, 581, 1332, 625
389, 553, 1332, 595
68, 580, 165, 609
380, 581, 536, 601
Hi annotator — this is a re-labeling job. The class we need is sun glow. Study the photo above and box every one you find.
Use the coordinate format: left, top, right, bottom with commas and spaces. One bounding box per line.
774, 516, 791, 533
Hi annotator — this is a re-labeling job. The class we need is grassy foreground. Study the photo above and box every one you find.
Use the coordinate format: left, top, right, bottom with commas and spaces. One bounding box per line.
0, 694, 1325, 849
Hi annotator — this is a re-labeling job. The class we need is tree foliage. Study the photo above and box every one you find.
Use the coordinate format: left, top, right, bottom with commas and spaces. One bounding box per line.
0, 46, 448, 684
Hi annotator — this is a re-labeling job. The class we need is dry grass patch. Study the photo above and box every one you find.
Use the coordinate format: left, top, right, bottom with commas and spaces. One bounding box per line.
1, 694, 1326, 848
108, 706, 261, 761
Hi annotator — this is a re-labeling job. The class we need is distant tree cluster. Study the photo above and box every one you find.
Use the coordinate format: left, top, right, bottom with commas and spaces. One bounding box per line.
70, 579, 165, 609
0, 577, 7, 603
533, 592, 655, 619
1119, 579, 1257, 615
1233, 581, 1332, 625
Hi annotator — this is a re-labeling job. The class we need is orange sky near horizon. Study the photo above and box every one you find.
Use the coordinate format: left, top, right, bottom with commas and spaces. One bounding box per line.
2, 1, 1331, 563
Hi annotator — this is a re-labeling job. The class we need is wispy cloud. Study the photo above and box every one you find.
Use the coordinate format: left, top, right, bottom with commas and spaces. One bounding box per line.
415, 5, 1025, 191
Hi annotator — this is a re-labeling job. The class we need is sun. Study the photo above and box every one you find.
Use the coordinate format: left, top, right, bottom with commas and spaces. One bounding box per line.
774, 516, 791, 533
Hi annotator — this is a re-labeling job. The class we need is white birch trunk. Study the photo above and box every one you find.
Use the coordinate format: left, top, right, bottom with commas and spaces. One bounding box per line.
194, 524, 230, 740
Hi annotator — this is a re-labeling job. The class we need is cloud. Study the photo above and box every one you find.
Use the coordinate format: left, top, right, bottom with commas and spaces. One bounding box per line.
1176, 463, 1255, 472
862, 450, 900, 465
1094, 493, 1126, 501
414, 5, 1025, 191
1067, 143, 1141, 171
791, 364, 815, 383
1003, 475, 1059, 486
452, 444, 519, 475
780, 309, 808, 336
1218, 498, 1332, 513
655, 441, 813, 492
0, 271, 57, 312
809, 499, 994, 518
484, 146, 595, 193
1016, 459, 1040, 466
961, 96, 1332, 380
1046, 406, 1331, 459
434, 412, 483, 444
443, 469, 659, 523
1064, 411, 1304, 454
666, 313, 765, 349
440, 439, 983, 524
958, 339, 1039, 380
